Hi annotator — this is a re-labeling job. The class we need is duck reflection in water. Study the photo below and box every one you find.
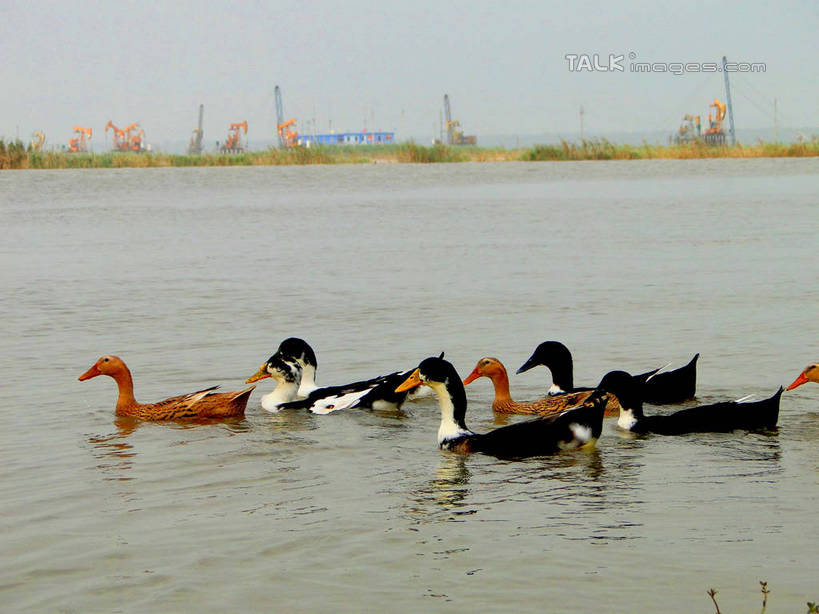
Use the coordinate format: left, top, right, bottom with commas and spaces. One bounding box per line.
432, 453, 472, 509
405, 454, 473, 521
86, 416, 140, 480
86, 415, 250, 481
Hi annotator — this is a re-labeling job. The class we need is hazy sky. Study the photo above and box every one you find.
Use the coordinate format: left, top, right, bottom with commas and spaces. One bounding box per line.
2, 0, 817, 149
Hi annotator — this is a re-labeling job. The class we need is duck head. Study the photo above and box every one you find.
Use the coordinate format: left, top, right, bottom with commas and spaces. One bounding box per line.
79, 355, 128, 381
516, 341, 575, 393
787, 363, 819, 390
270, 337, 317, 393
396, 355, 471, 446
275, 337, 317, 370
587, 370, 644, 430
246, 355, 302, 385
463, 357, 506, 386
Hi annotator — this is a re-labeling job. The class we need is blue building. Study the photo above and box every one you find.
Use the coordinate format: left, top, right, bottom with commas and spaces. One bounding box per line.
298, 131, 395, 146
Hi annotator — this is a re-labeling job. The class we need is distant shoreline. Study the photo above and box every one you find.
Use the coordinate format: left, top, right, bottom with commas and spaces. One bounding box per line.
2, 139, 817, 169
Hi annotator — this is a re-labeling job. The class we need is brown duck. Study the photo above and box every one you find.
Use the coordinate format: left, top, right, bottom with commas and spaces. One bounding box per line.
78, 355, 254, 420
463, 357, 621, 417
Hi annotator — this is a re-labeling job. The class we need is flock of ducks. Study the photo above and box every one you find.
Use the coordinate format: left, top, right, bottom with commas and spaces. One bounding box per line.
78, 339, 816, 459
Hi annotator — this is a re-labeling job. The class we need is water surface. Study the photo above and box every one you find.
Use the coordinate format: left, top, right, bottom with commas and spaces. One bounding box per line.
1, 159, 817, 612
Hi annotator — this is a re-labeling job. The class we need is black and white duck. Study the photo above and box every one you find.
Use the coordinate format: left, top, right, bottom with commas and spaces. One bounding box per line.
588, 370, 782, 435
517, 340, 698, 405
395, 355, 606, 459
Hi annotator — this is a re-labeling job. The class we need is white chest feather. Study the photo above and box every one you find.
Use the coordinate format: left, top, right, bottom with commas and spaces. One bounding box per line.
261, 381, 299, 412
617, 407, 638, 431
548, 383, 565, 396
430, 381, 472, 445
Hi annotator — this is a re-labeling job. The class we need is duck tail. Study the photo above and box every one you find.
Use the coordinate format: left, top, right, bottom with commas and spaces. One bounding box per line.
230, 385, 256, 407
748, 386, 783, 430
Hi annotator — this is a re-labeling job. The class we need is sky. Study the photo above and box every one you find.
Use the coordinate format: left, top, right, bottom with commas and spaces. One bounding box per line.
1, 0, 817, 151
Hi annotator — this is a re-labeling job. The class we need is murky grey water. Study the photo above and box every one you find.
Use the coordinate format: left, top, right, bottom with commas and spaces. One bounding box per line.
1, 159, 817, 613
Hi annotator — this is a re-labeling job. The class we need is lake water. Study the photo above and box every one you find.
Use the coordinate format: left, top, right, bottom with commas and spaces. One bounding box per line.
1, 159, 817, 613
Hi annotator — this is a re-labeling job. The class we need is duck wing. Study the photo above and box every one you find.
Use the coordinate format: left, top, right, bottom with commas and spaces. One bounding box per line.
142, 385, 221, 412
641, 386, 781, 435
181, 385, 223, 408
277, 373, 399, 413
349, 370, 414, 411
471, 398, 606, 459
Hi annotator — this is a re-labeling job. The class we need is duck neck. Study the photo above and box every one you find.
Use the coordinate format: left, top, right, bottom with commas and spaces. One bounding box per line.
548, 359, 574, 393
262, 379, 300, 410
430, 380, 471, 446
112, 366, 138, 413
488, 368, 513, 404
297, 364, 318, 398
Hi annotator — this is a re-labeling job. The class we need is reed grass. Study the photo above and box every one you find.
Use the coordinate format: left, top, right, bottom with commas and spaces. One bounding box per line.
521, 138, 819, 161
2, 137, 817, 170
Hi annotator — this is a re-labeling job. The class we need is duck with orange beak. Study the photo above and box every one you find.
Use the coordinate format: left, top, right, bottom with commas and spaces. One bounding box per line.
246, 349, 415, 414
79, 355, 254, 420
463, 356, 620, 416
396, 355, 606, 459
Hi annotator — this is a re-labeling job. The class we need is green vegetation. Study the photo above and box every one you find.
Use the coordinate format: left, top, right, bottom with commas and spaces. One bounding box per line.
2, 137, 817, 170
521, 137, 819, 161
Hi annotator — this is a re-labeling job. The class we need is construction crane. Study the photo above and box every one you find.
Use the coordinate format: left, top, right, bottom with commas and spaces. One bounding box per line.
31, 131, 46, 153
443, 94, 454, 145
674, 114, 701, 144
188, 104, 204, 154
221, 121, 247, 153
275, 85, 299, 148
68, 126, 92, 152
443, 94, 476, 146
705, 99, 727, 145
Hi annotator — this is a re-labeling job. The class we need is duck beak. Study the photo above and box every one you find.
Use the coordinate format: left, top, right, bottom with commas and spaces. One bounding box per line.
786, 372, 809, 391
78, 363, 101, 381
515, 355, 538, 375
246, 364, 272, 384
462, 367, 481, 386
395, 368, 423, 393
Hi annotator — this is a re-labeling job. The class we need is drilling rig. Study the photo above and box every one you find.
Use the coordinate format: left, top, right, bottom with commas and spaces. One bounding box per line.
188, 104, 204, 154
31, 131, 46, 153
106, 121, 145, 152
704, 98, 727, 145
443, 94, 476, 145
126, 123, 145, 152
68, 126, 92, 152
674, 114, 701, 144
221, 121, 247, 153
105, 121, 126, 151
275, 85, 299, 148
